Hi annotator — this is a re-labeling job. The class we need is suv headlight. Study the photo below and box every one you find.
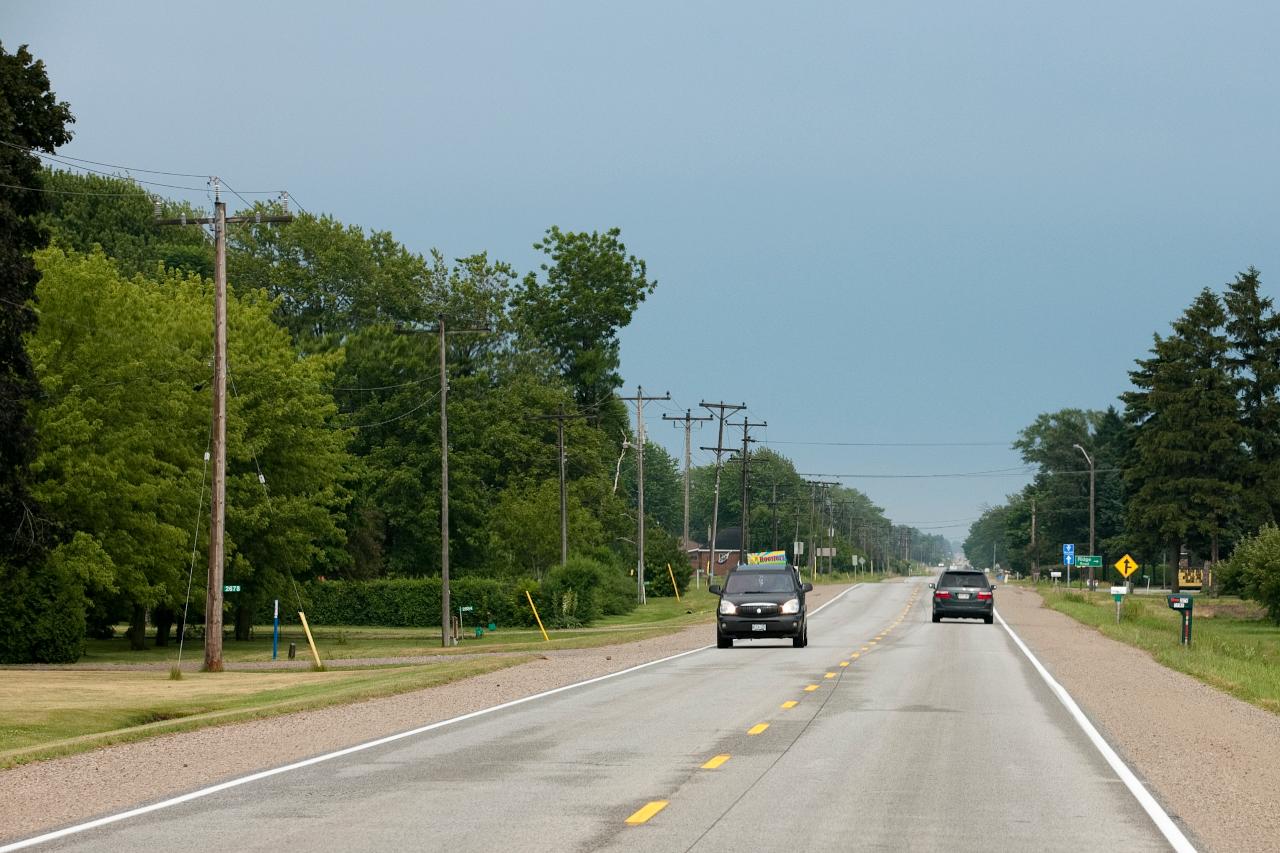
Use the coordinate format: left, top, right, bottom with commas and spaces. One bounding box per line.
719, 599, 737, 615
781, 598, 800, 614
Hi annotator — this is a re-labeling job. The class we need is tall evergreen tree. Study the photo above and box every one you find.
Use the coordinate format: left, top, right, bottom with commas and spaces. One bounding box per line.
1123, 289, 1244, 589
1223, 267, 1280, 530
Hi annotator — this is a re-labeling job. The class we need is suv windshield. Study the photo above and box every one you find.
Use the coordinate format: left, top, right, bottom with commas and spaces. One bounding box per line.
939, 572, 989, 588
724, 571, 796, 594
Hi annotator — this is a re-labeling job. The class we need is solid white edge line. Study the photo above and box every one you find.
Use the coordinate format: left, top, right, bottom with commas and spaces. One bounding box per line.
994, 608, 1197, 853
2, 582, 864, 851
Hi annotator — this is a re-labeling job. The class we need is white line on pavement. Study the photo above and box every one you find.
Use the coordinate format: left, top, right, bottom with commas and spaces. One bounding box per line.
994, 608, 1197, 853
3, 583, 865, 851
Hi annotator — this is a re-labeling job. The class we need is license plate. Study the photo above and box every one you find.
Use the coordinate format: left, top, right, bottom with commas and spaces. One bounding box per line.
752, 623, 767, 632
957, 593, 971, 600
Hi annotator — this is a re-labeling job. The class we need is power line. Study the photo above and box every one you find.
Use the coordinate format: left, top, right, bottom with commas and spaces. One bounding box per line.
767, 439, 1011, 447
0, 139, 209, 177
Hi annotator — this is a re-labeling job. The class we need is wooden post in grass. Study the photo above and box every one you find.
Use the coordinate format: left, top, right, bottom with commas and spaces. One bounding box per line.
667, 563, 681, 602
525, 591, 550, 642
297, 612, 323, 668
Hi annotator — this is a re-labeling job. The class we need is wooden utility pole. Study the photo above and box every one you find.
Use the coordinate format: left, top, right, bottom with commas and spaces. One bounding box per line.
699, 401, 745, 581
396, 316, 493, 646
531, 405, 586, 565
158, 182, 291, 672
620, 386, 670, 603
1030, 498, 1038, 581
729, 418, 766, 563
662, 409, 712, 562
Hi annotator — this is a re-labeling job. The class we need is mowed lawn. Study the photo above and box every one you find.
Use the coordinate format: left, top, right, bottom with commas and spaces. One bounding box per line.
0, 656, 530, 767
1034, 587, 1280, 714
75, 588, 726, 665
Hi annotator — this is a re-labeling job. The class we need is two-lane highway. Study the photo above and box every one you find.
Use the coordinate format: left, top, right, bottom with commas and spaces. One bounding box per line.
15, 580, 1180, 852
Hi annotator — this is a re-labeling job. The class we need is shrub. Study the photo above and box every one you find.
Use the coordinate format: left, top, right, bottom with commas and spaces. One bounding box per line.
540, 557, 609, 627
300, 576, 540, 628
0, 550, 88, 664
1223, 525, 1280, 623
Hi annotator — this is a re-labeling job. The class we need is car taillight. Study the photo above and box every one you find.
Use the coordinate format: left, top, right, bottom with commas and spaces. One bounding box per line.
934, 590, 951, 599
977, 591, 993, 601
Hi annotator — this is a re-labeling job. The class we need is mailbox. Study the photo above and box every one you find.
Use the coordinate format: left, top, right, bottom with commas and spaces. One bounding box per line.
1166, 595, 1194, 645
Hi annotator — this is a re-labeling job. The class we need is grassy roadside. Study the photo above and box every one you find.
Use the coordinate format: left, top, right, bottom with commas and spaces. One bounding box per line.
0, 655, 533, 768
1030, 586, 1280, 714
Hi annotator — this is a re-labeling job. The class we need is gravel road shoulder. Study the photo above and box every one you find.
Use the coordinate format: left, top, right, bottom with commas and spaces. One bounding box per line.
0, 585, 851, 843
997, 585, 1280, 853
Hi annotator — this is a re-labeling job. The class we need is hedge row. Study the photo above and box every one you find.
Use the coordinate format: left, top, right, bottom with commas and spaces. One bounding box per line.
301, 577, 539, 628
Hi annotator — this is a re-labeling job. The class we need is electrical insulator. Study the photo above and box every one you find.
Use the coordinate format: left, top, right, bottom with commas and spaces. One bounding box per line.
280, 191, 290, 214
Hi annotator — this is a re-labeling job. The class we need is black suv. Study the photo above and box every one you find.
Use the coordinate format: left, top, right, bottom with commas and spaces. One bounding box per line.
709, 565, 813, 648
931, 570, 994, 624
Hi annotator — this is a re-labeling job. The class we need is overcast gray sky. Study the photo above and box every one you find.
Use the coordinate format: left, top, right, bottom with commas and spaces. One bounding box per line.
8, 1, 1280, 544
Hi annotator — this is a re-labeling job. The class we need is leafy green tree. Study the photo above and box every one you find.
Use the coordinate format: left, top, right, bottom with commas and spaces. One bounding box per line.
28, 248, 351, 647
1124, 289, 1245, 587
512, 226, 655, 419
228, 213, 471, 349
1220, 524, 1280, 622
40, 170, 212, 278
484, 478, 605, 579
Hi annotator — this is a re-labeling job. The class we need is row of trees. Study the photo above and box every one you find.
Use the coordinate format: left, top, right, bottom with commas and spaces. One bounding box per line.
964, 269, 1280, 613
0, 42, 945, 662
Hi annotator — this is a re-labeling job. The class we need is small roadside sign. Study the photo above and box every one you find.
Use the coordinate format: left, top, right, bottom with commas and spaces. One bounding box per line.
1050, 571, 1062, 578
460, 605, 474, 612
1076, 555, 1102, 568
223, 585, 240, 593
793, 541, 805, 555
1115, 554, 1139, 578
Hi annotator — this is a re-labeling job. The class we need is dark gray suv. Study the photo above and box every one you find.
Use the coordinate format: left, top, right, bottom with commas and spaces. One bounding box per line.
709, 565, 813, 648
931, 570, 994, 624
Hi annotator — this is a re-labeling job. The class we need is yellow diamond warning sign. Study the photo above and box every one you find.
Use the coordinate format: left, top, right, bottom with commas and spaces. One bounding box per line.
1114, 554, 1139, 578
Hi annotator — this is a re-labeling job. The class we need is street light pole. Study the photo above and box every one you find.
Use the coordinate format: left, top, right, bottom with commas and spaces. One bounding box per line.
1073, 443, 1096, 587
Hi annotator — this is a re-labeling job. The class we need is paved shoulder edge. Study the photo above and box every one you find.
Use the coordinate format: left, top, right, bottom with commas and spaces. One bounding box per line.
994, 608, 1196, 853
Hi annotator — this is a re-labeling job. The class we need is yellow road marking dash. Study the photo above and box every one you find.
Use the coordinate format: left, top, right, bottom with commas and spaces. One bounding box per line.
702, 754, 731, 769
824, 672, 836, 679
626, 801, 669, 825
839, 661, 850, 667
748, 723, 770, 735
851, 653, 860, 659
869, 641, 878, 645
861, 646, 870, 651
782, 700, 798, 709
805, 684, 820, 692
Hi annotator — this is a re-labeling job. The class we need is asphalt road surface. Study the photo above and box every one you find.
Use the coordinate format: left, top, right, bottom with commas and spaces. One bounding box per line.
20, 579, 1176, 852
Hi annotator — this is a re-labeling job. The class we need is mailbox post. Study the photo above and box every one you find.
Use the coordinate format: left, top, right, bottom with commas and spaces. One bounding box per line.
1110, 586, 1127, 623
1166, 594, 1194, 645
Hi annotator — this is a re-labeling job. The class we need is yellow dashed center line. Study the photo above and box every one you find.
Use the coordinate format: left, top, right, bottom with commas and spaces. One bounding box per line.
747, 723, 770, 735
861, 646, 870, 651
851, 653, 860, 659
804, 684, 820, 692
839, 661, 850, 667
781, 700, 798, 709
626, 801, 669, 825
824, 672, 836, 679
701, 754, 731, 769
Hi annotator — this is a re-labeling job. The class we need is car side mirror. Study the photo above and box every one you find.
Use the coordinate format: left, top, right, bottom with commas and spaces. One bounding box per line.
802, 583, 813, 593
928, 582, 935, 589
708, 584, 722, 596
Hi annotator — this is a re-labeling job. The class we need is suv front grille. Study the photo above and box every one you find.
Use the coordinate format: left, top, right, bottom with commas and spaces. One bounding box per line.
740, 603, 780, 616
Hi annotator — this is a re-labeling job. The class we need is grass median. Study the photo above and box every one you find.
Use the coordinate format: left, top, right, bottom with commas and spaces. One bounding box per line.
1031, 586, 1280, 714
0, 655, 533, 768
